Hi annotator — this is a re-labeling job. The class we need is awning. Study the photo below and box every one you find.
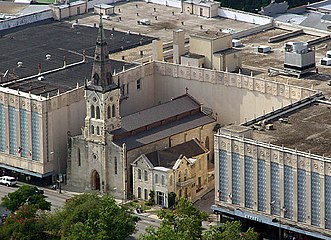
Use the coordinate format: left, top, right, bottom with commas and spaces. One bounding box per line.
211, 205, 330, 240
0, 164, 53, 178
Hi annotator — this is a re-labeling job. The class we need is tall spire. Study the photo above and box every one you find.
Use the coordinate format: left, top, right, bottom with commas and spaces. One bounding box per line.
88, 14, 115, 92
96, 14, 106, 46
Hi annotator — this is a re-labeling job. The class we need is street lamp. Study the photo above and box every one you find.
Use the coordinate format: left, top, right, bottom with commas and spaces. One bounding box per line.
50, 151, 62, 193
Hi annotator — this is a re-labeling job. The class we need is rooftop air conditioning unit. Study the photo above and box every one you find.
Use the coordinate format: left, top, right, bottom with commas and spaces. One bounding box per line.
326, 51, 331, 58
321, 58, 331, 66
257, 45, 271, 53
38, 76, 45, 81
232, 39, 242, 47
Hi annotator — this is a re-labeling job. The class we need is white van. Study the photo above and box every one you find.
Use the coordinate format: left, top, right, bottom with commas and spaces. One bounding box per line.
0, 176, 17, 186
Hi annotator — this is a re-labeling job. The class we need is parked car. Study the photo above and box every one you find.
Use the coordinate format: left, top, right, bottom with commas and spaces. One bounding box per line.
0, 176, 17, 186
33, 187, 44, 195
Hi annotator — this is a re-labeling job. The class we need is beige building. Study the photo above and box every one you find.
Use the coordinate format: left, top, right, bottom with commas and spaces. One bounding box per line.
182, 0, 219, 18
213, 99, 331, 239
183, 31, 242, 72
51, 1, 87, 21
67, 17, 216, 199
131, 139, 213, 207
94, 4, 114, 16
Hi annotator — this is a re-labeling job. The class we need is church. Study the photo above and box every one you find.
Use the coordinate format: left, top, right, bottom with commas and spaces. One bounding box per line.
67, 16, 216, 200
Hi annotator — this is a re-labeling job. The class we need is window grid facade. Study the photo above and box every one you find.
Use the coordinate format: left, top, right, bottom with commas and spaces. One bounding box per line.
311, 172, 320, 226
325, 176, 331, 230
232, 153, 240, 205
258, 159, 266, 212
219, 150, 228, 201
0, 104, 5, 152
20, 109, 29, 158
284, 165, 293, 219
244, 156, 254, 208
31, 111, 40, 160
9, 106, 17, 155
297, 169, 306, 223
271, 162, 280, 215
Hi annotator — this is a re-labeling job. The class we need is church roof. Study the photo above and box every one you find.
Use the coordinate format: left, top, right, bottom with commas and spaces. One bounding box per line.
114, 112, 215, 150
144, 139, 207, 168
117, 95, 201, 133
113, 94, 215, 150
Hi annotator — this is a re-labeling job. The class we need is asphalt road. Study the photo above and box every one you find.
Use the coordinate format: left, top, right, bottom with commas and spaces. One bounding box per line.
0, 183, 76, 211
0, 183, 160, 239
129, 214, 161, 239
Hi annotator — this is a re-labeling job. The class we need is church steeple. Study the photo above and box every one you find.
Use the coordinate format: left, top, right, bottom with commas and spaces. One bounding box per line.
88, 14, 115, 92
83, 16, 122, 143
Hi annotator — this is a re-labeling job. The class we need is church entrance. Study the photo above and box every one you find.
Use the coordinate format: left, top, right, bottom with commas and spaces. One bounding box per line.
91, 170, 100, 190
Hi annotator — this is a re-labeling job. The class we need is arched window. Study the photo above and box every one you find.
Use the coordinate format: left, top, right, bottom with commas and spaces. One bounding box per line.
96, 106, 100, 119
205, 136, 210, 162
138, 169, 142, 180
93, 73, 99, 85
138, 187, 142, 198
144, 189, 148, 200
144, 170, 148, 181
112, 104, 115, 117
91, 105, 95, 118
155, 174, 159, 184
178, 171, 181, 182
114, 157, 118, 175
184, 169, 188, 181
170, 175, 173, 185
77, 148, 81, 166
161, 175, 165, 186
107, 106, 111, 119
91, 125, 95, 134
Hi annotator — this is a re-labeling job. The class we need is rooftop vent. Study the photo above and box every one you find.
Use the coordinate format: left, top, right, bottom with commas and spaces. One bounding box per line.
17, 62, 23, 68
46, 54, 51, 60
38, 76, 45, 81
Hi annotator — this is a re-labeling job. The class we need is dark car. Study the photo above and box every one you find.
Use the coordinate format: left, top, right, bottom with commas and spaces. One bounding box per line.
33, 187, 44, 195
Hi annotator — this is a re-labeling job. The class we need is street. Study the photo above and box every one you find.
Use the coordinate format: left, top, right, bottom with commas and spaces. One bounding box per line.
129, 214, 161, 239
0, 183, 161, 239
0, 183, 76, 211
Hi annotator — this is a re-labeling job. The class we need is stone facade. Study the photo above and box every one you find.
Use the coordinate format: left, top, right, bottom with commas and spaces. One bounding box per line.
132, 139, 214, 207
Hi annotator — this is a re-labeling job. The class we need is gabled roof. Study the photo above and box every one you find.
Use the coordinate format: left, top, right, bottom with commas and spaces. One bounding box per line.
143, 139, 208, 169
114, 94, 201, 134
114, 112, 215, 150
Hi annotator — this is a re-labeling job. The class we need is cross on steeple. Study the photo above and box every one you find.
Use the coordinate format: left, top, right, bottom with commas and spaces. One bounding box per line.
87, 14, 115, 92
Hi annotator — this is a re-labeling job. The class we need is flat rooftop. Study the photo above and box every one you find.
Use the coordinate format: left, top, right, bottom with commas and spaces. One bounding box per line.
0, 20, 155, 96
236, 26, 331, 96
252, 102, 331, 157
70, 1, 256, 62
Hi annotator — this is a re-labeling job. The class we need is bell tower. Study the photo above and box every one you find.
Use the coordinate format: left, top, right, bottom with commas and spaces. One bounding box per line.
83, 15, 121, 143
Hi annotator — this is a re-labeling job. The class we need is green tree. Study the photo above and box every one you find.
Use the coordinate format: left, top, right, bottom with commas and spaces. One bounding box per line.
0, 204, 49, 240
202, 221, 258, 240
139, 198, 208, 240
1, 185, 51, 212
46, 193, 138, 240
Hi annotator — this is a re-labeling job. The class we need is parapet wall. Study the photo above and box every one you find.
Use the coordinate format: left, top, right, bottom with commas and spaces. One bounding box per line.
0, 10, 52, 32
143, 0, 181, 8
218, 7, 273, 25
153, 62, 316, 101
152, 61, 317, 124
